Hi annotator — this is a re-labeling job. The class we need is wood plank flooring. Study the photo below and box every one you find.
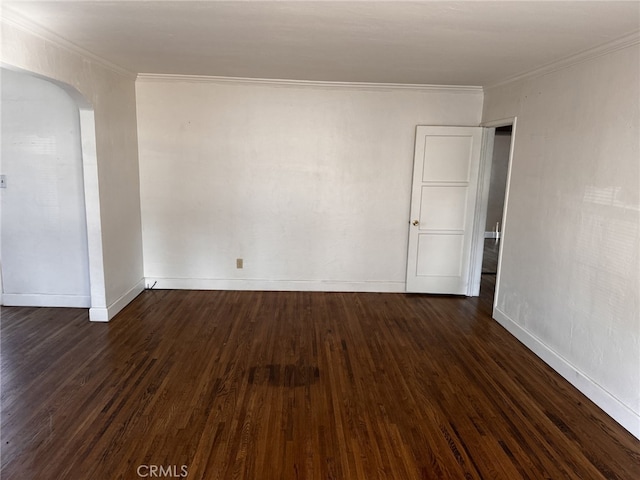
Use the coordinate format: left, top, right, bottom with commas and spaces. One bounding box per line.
2, 279, 639, 479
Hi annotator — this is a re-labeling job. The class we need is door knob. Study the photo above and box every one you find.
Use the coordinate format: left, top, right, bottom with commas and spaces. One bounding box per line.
412, 220, 419, 226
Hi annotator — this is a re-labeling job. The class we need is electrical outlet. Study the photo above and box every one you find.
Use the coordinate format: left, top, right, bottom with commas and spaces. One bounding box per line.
236, 258, 243, 269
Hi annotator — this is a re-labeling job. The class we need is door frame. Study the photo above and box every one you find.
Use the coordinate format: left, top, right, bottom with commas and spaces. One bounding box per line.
468, 117, 517, 306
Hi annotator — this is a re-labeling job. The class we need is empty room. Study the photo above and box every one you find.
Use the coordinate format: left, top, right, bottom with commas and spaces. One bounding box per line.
1, 1, 639, 479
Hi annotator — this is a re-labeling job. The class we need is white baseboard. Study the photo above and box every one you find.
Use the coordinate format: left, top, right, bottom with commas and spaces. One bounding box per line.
144, 277, 406, 293
90, 278, 145, 322
89, 307, 109, 322
493, 306, 640, 440
1, 293, 91, 308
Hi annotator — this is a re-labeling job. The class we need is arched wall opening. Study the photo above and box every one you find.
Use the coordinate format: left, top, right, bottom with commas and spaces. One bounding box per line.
0, 66, 106, 317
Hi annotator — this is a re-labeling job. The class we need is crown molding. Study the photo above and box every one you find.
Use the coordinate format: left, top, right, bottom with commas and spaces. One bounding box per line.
136, 73, 483, 94
0, 6, 136, 79
485, 30, 640, 91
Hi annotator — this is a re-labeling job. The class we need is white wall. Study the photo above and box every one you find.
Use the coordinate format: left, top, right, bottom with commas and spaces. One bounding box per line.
1, 68, 90, 306
137, 78, 483, 291
483, 44, 640, 437
1, 17, 144, 320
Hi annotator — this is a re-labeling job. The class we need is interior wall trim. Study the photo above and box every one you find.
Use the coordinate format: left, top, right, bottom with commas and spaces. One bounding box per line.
493, 306, 640, 440
144, 277, 407, 294
1, 294, 91, 308
1, 7, 135, 79
136, 73, 483, 93
485, 30, 640, 91
90, 278, 144, 322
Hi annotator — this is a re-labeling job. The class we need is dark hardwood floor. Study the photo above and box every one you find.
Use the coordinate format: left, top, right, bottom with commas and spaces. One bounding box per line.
2, 279, 639, 479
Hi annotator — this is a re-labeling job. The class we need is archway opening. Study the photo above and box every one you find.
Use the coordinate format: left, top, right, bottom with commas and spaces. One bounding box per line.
0, 67, 106, 317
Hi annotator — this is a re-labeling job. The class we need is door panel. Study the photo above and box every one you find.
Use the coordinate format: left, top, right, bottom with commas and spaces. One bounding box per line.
420, 186, 467, 230
416, 235, 464, 277
407, 126, 483, 294
422, 135, 473, 182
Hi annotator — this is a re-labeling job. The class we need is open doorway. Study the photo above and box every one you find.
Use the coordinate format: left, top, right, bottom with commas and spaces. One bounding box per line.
481, 125, 511, 290
469, 121, 515, 302
1, 68, 90, 307
477, 123, 514, 304
0, 62, 107, 322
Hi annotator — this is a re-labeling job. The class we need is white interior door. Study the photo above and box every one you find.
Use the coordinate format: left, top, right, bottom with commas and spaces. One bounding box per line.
406, 126, 483, 294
